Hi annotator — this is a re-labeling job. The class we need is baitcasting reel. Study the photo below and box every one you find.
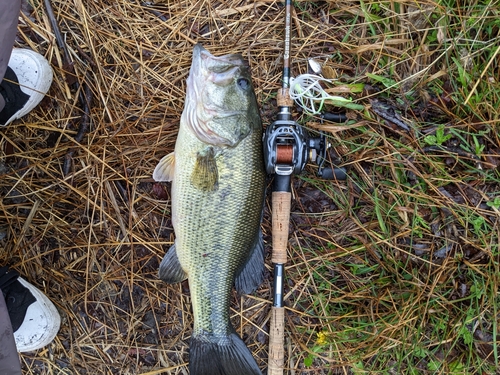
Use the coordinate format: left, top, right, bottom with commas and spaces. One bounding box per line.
263, 115, 347, 181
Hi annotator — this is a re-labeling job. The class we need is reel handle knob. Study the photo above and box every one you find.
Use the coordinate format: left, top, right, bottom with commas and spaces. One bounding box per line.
319, 166, 347, 180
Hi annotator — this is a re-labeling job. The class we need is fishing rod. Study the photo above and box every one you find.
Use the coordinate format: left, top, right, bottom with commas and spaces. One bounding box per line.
264, 1, 346, 374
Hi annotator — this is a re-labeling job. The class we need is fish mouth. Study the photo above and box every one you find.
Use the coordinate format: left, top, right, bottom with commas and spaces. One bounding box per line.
194, 44, 247, 70
184, 44, 252, 147
192, 44, 248, 86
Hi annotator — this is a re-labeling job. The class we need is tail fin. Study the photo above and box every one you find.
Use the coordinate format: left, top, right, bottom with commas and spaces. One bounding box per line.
190, 332, 261, 375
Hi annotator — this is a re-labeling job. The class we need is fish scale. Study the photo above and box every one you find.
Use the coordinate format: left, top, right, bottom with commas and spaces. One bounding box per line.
174, 126, 264, 337
154, 44, 265, 375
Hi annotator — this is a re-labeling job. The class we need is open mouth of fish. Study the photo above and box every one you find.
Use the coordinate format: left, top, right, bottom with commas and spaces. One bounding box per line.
196, 44, 248, 68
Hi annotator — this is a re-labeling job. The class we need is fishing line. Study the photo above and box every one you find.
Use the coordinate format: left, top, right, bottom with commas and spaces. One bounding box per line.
289, 73, 361, 114
289, 74, 335, 114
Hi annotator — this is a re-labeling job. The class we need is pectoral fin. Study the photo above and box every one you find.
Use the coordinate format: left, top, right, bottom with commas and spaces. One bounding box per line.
158, 242, 188, 283
235, 230, 265, 295
190, 147, 219, 192
153, 152, 175, 182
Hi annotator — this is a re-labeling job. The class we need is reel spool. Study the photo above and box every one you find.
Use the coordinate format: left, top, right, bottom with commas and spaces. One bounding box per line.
264, 119, 347, 180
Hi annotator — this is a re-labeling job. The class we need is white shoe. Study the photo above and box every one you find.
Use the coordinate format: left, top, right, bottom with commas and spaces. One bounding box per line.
13, 277, 61, 352
0, 48, 53, 126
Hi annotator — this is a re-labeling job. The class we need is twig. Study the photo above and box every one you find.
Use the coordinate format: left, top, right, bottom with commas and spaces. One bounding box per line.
74, 80, 93, 144
421, 145, 482, 169
370, 99, 411, 131
63, 79, 92, 175
44, 0, 74, 81
44, 0, 93, 176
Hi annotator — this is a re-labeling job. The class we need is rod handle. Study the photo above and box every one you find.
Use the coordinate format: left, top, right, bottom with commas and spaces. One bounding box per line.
272, 191, 291, 264
268, 306, 285, 375
277, 88, 294, 107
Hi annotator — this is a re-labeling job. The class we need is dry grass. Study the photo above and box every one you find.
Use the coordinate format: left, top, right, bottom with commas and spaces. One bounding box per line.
1, 0, 499, 374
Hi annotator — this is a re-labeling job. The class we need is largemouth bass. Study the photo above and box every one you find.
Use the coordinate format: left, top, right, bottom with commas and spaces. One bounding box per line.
153, 44, 265, 375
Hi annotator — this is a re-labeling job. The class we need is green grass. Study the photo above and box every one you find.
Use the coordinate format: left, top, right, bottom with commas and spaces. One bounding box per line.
287, 0, 499, 373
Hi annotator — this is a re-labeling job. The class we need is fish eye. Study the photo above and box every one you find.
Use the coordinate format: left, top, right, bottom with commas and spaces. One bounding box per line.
237, 78, 250, 90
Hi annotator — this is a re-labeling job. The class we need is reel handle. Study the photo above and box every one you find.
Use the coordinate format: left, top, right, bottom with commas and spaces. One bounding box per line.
320, 166, 347, 180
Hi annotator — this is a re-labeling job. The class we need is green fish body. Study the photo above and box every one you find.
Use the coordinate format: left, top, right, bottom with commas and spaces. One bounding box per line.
153, 44, 265, 375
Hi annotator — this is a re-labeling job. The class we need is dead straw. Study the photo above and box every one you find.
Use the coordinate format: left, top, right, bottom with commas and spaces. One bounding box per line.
1, 0, 499, 374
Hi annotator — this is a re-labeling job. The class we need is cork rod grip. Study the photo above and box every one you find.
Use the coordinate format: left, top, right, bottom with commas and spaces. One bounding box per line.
268, 306, 285, 375
277, 88, 294, 108
271, 191, 291, 264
